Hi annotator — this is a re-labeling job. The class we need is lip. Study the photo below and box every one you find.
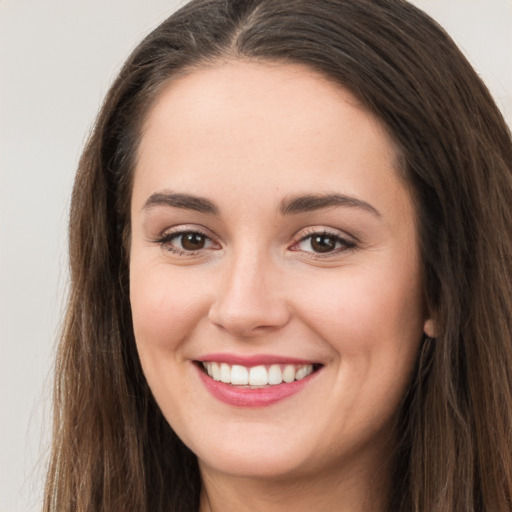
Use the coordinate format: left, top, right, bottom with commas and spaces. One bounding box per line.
194, 359, 321, 408
196, 353, 318, 366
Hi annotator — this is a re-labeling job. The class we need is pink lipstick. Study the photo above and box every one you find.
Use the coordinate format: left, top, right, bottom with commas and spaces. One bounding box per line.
194, 354, 321, 407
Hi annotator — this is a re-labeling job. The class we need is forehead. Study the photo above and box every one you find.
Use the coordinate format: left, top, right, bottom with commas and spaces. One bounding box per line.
140, 60, 389, 154
133, 60, 408, 220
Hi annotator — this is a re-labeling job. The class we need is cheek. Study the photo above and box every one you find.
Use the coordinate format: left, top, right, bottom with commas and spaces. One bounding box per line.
129, 263, 209, 356
295, 262, 424, 349
291, 255, 425, 428
129, 263, 213, 428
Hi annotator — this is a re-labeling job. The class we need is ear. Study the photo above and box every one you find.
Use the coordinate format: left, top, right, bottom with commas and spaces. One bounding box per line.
423, 318, 437, 338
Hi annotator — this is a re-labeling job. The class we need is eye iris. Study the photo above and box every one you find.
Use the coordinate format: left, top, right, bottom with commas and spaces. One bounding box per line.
311, 235, 336, 253
181, 233, 205, 250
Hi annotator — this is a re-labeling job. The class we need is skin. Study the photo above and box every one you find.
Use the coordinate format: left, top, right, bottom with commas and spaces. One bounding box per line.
129, 60, 433, 511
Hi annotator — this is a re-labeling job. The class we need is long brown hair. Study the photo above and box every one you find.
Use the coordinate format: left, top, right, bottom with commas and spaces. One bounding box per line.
44, 1, 512, 510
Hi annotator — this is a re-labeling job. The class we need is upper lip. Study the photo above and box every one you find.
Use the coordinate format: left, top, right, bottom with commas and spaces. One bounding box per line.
195, 353, 320, 366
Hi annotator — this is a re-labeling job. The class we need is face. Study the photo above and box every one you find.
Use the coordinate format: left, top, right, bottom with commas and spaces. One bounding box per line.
129, 61, 430, 482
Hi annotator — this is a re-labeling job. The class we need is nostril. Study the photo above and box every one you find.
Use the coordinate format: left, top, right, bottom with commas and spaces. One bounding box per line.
207, 273, 291, 336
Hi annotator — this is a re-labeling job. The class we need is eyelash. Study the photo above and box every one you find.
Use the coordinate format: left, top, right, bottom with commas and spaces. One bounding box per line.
153, 227, 356, 258
291, 229, 357, 257
155, 228, 217, 256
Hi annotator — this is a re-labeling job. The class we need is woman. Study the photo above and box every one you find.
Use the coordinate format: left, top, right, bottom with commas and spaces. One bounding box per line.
44, 1, 512, 511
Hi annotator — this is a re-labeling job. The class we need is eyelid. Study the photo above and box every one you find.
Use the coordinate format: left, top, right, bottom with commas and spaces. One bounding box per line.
298, 224, 358, 240
151, 223, 216, 239
151, 224, 221, 255
289, 226, 357, 255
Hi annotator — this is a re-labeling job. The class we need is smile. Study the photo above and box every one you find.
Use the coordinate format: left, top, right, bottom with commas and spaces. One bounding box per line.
200, 361, 317, 387
195, 358, 323, 407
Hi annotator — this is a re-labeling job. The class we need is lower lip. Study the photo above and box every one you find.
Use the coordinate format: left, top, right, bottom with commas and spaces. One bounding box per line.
196, 365, 316, 407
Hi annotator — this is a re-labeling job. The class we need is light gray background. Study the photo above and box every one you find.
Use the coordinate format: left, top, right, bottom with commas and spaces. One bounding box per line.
1, 1, 511, 511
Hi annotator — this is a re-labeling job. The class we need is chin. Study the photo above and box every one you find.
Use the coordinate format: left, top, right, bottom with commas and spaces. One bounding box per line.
183, 422, 319, 480
197, 448, 311, 481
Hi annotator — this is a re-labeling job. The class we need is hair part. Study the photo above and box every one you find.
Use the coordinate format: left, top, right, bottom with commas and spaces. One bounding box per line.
45, 1, 512, 511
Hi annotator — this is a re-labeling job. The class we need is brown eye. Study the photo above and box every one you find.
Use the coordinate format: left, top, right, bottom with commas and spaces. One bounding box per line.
157, 230, 216, 254
310, 234, 338, 253
180, 232, 206, 251
293, 231, 355, 256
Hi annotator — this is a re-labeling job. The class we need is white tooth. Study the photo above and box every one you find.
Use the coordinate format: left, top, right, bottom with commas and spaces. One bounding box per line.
220, 363, 231, 383
268, 364, 283, 385
295, 366, 306, 380
283, 364, 295, 383
212, 362, 221, 381
206, 362, 213, 377
249, 365, 268, 386
231, 365, 249, 385
295, 364, 313, 380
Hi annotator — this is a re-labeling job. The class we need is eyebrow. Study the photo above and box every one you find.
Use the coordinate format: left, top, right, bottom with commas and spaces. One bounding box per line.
142, 191, 380, 217
143, 191, 218, 215
279, 193, 380, 217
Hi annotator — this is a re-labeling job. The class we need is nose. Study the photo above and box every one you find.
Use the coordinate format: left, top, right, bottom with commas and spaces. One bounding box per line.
208, 251, 291, 338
